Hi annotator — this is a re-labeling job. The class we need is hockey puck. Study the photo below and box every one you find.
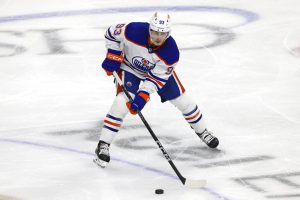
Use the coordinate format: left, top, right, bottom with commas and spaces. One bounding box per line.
155, 189, 164, 194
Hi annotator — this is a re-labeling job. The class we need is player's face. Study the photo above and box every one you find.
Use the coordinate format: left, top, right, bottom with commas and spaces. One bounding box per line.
149, 29, 169, 46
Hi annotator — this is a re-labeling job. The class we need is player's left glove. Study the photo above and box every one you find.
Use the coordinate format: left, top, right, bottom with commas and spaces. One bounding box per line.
126, 91, 150, 115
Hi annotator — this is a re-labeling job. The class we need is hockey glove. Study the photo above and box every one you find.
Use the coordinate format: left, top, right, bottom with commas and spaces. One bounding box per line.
102, 49, 124, 76
126, 91, 150, 115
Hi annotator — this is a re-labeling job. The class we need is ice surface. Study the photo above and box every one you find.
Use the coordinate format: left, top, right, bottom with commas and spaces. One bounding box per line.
0, 0, 300, 199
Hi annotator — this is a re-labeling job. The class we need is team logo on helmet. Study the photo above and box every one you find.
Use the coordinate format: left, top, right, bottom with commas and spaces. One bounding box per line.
132, 56, 155, 72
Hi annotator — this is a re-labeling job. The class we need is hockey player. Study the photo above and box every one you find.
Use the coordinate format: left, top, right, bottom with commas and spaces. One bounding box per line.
94, 12, 219, 168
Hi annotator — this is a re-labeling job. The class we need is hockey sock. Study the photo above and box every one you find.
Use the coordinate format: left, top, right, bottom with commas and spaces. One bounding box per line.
99, 92, 129, 144
170, 93, 206, 133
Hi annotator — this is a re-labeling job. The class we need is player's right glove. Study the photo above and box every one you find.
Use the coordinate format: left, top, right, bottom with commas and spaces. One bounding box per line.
102, 49, 124, 76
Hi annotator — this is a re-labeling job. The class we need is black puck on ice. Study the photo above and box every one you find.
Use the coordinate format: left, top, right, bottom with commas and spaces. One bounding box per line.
155, 189, 164, 194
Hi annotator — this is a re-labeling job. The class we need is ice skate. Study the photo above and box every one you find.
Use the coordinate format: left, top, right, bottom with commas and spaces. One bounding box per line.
196, 129, 219, 148
93, 140, 110, 168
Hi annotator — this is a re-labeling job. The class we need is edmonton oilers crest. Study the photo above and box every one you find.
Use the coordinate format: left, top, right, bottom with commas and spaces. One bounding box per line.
132, 56, 155, 72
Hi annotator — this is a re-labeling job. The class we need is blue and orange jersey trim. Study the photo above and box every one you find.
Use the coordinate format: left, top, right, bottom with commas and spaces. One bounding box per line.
124, 22, 180, 67
105, 27, 120, 44
145, 70, 168, 90
173, 71, 185, 94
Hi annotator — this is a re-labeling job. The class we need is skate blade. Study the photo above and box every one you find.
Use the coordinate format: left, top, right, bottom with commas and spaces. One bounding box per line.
93, 157, 107, 168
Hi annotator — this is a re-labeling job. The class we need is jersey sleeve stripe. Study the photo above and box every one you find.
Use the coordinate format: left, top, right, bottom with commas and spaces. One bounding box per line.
105, 31, 117, 41
107, 28, 117, 40
105, 35, 120, 43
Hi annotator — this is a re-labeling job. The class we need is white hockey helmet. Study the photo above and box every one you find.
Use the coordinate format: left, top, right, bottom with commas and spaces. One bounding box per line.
149, 12, 171, 33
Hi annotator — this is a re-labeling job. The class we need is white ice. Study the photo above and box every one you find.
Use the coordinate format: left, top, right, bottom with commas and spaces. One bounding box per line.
0, 0, 300, 200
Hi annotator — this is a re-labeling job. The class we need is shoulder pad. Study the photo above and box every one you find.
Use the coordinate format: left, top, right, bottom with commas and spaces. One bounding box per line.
125, 22, 149, 47
155, 37, 180, 66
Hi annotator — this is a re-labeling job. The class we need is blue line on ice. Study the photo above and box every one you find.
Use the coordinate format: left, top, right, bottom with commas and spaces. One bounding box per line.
0, 138, 231, 200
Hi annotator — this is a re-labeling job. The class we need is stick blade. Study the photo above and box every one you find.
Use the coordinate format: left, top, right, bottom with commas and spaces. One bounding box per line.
184, 179, 207, 188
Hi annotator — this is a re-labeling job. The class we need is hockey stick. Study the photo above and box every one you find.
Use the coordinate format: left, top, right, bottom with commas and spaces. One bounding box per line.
113, 71, 206, 188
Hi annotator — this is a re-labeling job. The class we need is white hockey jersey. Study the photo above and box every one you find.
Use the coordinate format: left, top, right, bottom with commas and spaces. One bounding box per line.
104, 22, 180, 95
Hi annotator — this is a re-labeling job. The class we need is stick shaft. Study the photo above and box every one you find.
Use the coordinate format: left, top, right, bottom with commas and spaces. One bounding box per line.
113, 71, 186, 185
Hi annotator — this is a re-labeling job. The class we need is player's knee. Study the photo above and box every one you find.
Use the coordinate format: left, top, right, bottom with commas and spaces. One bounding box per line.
170, 93, 196, 113
109, 92, 133, 118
